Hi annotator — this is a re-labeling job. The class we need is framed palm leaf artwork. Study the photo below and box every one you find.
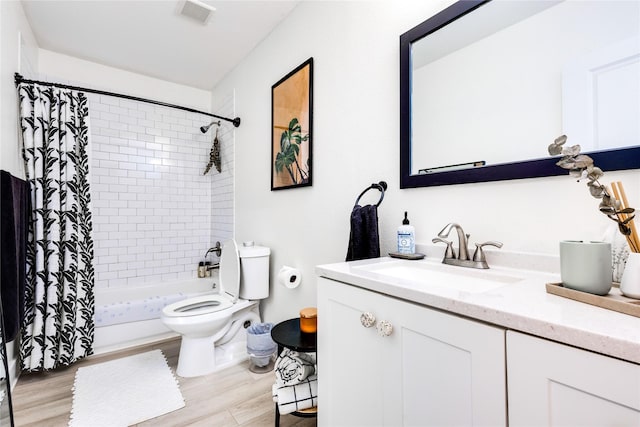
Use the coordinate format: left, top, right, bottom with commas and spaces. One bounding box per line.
271, 57, 313, 190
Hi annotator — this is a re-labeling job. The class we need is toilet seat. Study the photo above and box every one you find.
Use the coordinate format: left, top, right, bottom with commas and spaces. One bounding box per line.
162, 294, 233, 318
162, 240, 241, 319
219, 239, 240, 303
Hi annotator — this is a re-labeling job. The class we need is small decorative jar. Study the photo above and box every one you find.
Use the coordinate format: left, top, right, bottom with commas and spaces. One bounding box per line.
299, 307, 317, 333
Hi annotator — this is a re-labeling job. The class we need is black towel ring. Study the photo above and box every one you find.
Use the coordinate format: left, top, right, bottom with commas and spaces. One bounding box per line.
355, 181, 387, 207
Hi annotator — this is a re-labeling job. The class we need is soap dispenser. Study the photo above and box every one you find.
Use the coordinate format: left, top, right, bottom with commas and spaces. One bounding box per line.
397, 211, 415, 254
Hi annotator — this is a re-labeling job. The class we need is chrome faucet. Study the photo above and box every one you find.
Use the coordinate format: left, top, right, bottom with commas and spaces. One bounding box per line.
437, 223, 470, 261
432, 223, 503, 269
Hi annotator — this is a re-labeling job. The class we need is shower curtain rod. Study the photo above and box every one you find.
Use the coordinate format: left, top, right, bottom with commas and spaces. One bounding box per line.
14, 73, 241, 127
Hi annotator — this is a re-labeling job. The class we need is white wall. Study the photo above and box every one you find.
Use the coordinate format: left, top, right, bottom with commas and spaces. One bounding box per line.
0, 1, 38, 177
212, 0, 640, 324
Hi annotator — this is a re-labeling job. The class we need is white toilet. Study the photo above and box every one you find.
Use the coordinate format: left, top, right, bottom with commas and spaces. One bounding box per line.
161, 240, 270, 377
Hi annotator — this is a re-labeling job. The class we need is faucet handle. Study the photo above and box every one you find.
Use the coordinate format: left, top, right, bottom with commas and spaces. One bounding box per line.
432, 237, 456, 259
472, 241, 504, 262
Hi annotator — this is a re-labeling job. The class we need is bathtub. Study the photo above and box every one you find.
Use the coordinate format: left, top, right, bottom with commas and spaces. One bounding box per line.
93, 278, 216, 354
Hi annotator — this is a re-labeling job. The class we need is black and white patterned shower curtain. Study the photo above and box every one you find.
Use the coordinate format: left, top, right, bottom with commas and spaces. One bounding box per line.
17, 83, 95, 371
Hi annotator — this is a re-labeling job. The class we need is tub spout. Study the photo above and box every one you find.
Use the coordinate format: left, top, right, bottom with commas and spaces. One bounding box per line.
204, 241, 222, 258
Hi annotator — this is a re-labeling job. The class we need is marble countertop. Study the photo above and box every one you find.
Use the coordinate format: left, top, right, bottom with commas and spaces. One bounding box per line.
316, 253, 640, 364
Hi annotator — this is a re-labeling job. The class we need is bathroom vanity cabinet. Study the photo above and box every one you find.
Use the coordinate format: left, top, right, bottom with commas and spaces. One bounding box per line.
316, 256, 640, 426
317, 277, 506, 426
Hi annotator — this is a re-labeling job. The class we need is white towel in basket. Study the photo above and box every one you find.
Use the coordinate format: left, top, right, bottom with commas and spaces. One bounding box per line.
272, 374, 318, 415
275, 348, 316, 386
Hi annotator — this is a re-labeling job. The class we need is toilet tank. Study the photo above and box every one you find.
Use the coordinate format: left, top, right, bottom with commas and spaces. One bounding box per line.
238, 242, 270, 300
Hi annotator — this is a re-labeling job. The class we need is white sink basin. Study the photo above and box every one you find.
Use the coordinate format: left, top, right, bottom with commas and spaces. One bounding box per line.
354, 260, 524, 293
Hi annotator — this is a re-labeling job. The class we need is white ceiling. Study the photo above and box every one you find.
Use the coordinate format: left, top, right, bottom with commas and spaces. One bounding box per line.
20, 0, 299, 91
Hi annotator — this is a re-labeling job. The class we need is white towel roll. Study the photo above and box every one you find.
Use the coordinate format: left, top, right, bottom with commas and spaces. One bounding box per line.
275, 348, 316, 386
273, 375, 318, 415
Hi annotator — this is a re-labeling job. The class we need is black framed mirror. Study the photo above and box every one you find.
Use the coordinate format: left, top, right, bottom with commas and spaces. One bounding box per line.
400, 0, 640, 188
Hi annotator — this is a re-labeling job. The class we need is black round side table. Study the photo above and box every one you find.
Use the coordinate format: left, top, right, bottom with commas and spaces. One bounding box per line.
271, 318, 317, 427
271, 318, 316, 353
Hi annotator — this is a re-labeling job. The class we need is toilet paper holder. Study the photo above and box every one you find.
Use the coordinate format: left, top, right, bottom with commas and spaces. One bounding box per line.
278, 266, 302, 289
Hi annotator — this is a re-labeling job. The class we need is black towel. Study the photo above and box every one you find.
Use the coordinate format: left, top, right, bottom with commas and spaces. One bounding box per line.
346, 204, 380, 261
0, 170, 30, 342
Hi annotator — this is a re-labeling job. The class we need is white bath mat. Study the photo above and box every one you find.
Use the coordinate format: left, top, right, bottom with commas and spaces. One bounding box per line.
69, 349, 185, 426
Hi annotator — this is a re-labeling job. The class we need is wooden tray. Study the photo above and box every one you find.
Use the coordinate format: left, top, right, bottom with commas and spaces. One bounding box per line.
546, 282, 640, 318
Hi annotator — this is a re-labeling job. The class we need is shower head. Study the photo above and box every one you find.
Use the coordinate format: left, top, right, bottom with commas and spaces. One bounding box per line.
200, 121, 220, 133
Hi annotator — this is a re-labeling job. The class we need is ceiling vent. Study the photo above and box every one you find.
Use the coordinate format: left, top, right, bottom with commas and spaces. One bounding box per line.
179, 0, 216, 25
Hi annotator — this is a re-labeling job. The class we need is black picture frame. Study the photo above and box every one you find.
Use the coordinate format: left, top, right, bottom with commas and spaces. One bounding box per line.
271, 58, 314, 191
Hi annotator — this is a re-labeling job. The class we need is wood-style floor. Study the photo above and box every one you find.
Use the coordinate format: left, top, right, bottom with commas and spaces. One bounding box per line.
11, 338, 317, 427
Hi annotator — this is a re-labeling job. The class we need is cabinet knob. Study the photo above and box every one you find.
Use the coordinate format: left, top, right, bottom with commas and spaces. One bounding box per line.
360, 312, 376, 328
377, 320, 393, 337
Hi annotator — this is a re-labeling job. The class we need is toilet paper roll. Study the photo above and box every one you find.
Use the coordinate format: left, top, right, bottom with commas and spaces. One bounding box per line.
278, 266, 302, 289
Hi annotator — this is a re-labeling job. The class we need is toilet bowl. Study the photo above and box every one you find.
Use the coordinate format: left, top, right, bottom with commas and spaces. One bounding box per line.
161, 240, 271, 377
162, 294, 234, 336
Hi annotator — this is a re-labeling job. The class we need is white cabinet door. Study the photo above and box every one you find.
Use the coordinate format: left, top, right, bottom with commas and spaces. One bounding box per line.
507, 331, 640, 426
317, 277, 394, 427
397, 291, 506, 427
318, 277, 506, 427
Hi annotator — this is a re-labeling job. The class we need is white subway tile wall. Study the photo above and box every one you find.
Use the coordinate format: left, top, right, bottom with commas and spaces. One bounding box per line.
210, 92, 235, 248
88, 93, 235, 290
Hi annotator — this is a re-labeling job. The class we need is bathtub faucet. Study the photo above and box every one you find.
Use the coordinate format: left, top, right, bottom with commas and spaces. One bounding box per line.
204, 241, 222, 258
